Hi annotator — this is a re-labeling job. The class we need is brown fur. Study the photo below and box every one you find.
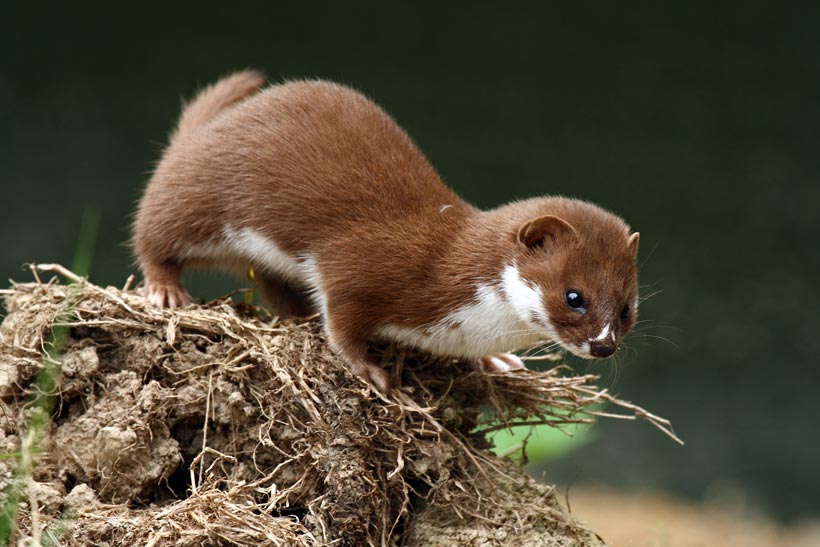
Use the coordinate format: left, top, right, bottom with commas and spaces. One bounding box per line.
512, 201, 639, 353
133, 71, 640, 391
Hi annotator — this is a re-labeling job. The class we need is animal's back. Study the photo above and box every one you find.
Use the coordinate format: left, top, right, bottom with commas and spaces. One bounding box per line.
140, 79, 469, 262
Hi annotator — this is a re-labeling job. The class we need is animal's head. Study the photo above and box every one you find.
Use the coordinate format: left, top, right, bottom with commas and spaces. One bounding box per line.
503, 200, 639, 358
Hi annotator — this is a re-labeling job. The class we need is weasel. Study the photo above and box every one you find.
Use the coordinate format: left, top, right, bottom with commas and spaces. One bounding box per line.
133, 70, 640, 392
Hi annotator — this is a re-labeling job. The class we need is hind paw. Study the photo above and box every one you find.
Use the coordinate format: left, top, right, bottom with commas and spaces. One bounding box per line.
144, 282, 192, 308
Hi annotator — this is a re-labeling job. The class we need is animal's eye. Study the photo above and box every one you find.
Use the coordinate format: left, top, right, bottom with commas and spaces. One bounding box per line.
620, 303, 630, 321
565, 290, 584, 310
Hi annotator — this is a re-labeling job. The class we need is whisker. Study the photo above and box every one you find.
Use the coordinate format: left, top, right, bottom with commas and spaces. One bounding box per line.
630, 319, 682, 335
638, 282, 662, 291
638, 240, 660, 269
625, 333, 679, 348
519, 340, 557, 357
631, 324, 682, 334
520, 341, 564, 361
608, 353, 621, 387
622, 342, 639, 359
632, 319, 671, 326
637, 289, 664, 304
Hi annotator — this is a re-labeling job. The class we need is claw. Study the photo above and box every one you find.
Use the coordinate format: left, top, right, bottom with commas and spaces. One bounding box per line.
145, 282, 192, 308
349, 359, 393, 393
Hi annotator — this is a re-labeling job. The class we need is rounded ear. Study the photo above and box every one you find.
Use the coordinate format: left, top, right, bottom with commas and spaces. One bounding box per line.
627, 232, 640, 257
517, 215, 578, 250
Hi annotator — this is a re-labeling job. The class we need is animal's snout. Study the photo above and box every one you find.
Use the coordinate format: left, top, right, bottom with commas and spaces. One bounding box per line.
589, 341, 616, 358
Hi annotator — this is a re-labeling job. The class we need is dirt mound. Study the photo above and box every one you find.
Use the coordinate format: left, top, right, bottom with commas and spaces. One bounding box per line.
0, 265, 677, 546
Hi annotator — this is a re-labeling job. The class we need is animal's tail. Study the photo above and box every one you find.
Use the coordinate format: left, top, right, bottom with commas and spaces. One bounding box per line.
171, 70, 266, 143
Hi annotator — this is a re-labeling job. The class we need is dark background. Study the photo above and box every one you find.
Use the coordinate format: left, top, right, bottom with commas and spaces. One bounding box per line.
2, 2, 818, 521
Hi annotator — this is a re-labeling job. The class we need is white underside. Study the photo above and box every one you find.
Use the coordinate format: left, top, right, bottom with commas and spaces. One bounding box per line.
182, 226, 554, 358
180, 226, 327, 313
181, 226, 304, 279
377, 265, 553, 358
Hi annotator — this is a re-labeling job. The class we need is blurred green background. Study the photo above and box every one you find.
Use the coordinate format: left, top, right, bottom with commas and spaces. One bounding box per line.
2, 2, 818, 521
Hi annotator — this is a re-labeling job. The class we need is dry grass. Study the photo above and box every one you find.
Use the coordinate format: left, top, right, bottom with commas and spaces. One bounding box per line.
0, 264, 678, 546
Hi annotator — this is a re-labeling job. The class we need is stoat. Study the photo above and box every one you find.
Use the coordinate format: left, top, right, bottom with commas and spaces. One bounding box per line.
133, 70, 640, 392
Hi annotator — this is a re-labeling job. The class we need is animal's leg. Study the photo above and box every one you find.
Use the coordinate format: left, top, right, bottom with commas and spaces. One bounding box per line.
323, 306, 392, 393
256, 273, 315, 318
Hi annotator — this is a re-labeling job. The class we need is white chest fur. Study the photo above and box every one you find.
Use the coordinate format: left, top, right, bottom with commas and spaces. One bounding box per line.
377, 264, 550, 358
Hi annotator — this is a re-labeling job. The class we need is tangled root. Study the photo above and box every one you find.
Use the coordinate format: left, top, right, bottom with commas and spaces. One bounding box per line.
0, 265, 678, 546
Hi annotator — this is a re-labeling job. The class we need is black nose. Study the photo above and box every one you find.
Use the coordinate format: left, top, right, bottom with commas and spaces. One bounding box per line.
589, 341, 616, 358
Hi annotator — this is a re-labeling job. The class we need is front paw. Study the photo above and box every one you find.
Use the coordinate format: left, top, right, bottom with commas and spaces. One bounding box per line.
475, 353, 526, 373
349, 359, 393, 393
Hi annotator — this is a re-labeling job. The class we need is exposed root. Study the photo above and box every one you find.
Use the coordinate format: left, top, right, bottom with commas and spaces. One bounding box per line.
0, 265, 679, 546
